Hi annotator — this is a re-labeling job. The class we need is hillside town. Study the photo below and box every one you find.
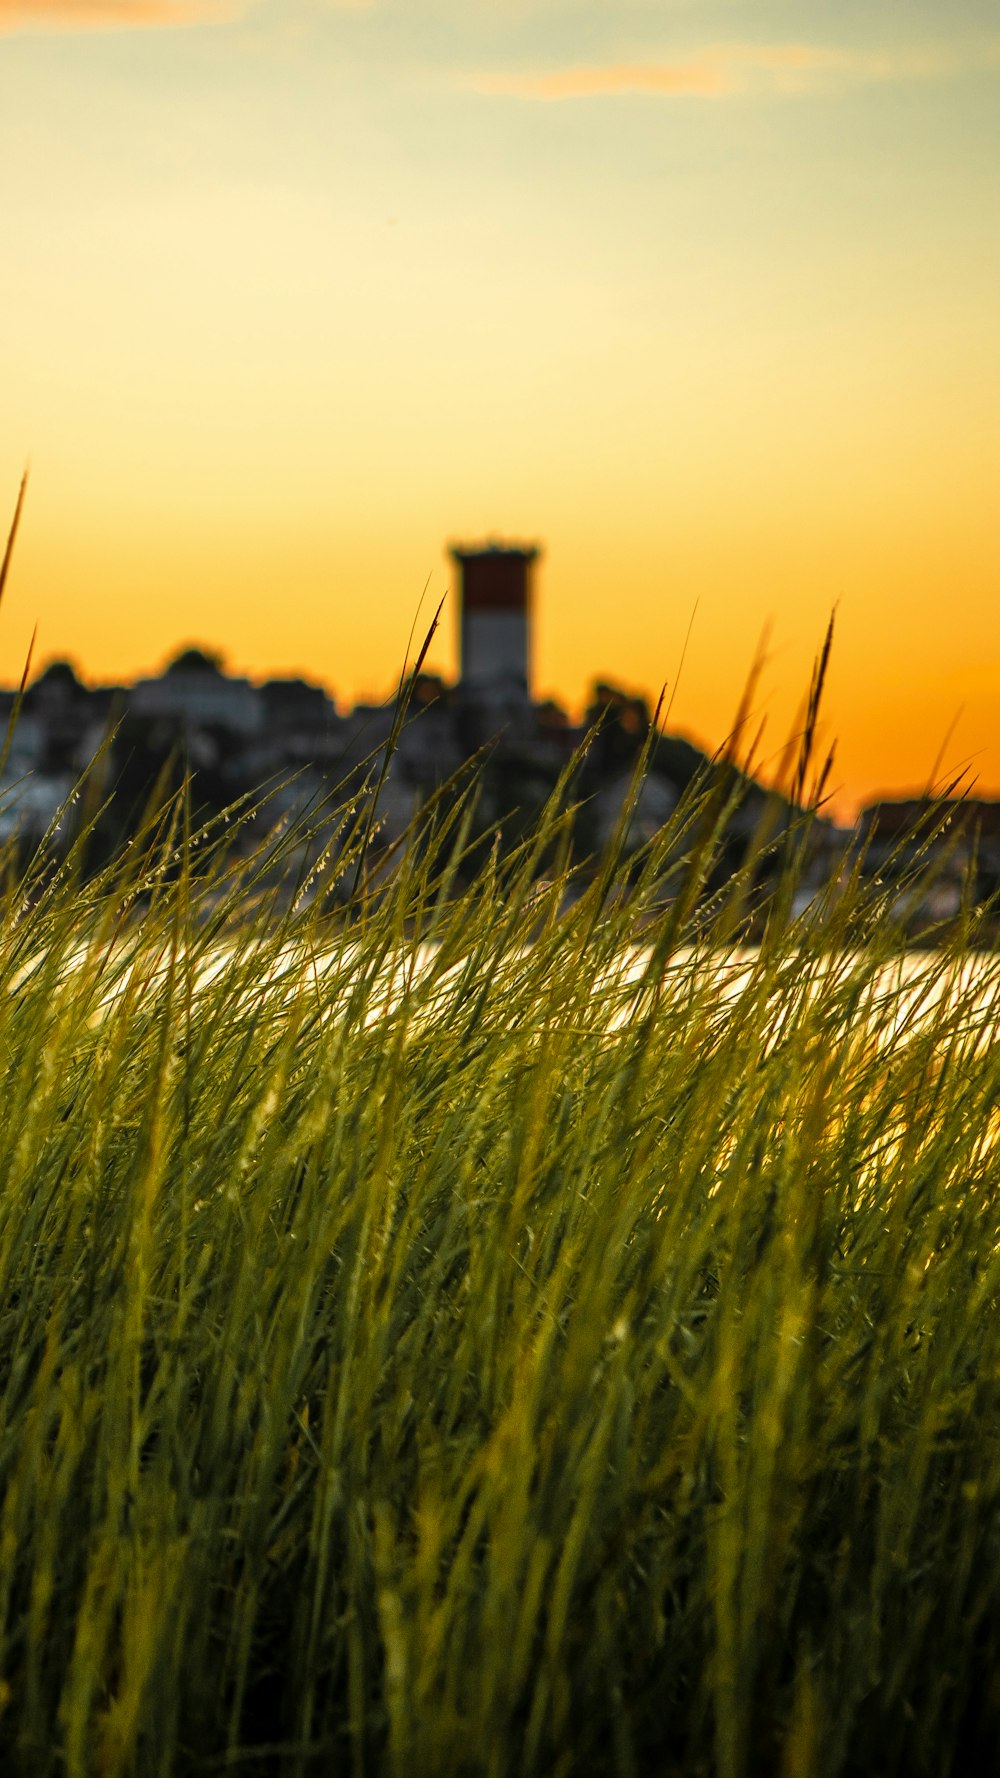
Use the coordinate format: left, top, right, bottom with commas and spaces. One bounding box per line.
1, 543, 997, 935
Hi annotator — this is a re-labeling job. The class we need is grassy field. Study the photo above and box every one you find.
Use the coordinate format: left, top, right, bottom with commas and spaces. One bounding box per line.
0, 745, 999, 1778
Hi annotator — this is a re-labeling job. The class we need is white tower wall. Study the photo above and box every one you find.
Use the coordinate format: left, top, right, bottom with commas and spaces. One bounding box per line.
461, 609, 529, 689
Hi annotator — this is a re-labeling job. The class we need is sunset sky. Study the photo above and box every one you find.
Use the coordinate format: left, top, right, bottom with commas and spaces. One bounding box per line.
1, 0, 998, 816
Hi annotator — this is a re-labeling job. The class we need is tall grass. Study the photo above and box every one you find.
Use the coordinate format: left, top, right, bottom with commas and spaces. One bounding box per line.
0, 738, 998, 1778
1, 471, 998, 1776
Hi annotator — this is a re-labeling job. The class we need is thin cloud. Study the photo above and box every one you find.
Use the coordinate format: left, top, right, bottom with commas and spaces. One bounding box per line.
0, 0, 238, 29
472, 40, 996, 101
490, 59, 730, 100
0, 0, 378, 24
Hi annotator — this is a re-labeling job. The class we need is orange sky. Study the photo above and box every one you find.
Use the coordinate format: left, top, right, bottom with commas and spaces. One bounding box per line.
2, 0, 998, 818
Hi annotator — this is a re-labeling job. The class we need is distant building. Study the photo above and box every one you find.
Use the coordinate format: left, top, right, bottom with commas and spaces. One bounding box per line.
21, 659, 111, 775
449, 541, 539, 698
129, 646, 262, 736
259, 677, 337, 735
591, 770, 678, 853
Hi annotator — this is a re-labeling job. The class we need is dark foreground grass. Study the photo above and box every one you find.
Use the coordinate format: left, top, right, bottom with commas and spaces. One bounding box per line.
1, 759, 1000, 1778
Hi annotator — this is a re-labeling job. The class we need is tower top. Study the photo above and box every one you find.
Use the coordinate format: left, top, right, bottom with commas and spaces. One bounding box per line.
448, 538, 540, 566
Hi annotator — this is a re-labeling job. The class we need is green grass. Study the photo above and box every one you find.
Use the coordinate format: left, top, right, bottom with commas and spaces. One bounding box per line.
1, 740, 1000, 1778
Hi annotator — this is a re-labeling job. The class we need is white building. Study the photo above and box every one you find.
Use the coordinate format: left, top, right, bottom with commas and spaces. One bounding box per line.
129, 649, 263, 736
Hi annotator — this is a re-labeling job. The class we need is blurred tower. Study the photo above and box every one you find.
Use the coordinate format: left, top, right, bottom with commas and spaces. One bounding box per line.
449, 541, 540, 698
